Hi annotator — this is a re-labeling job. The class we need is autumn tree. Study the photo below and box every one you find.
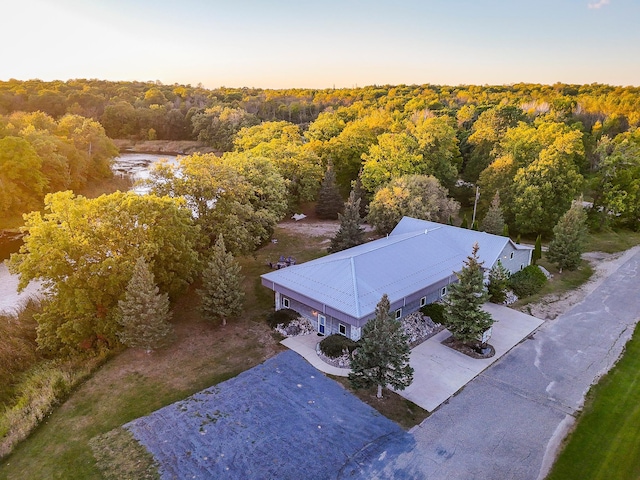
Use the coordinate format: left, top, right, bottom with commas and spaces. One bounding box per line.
329, 190, 366, 253
146, 152, 287, 254
348, 294, 414, 399
443, 243, 493, 346
366, 174, 460, 235
117, 257, 173, 352
198, 235, 245, 326
0, 136, 46, 216
8, 191, 199, 354
315, 163, 344, 219
546, 202, 588, 272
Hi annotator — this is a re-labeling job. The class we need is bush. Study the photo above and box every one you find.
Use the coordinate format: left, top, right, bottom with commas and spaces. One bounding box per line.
319, 334, 358, 359
508, 265, 547, 297
265, 308, 300, 329
420, 303, 445, 324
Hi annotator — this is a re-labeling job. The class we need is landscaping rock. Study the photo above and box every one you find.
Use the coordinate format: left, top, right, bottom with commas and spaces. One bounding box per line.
275, 316, 315, 337
401, 312, 443, 346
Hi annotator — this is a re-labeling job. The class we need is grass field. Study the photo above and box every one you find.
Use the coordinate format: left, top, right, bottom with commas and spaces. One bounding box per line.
584, 229, 640, 254
546, 322, 640, 480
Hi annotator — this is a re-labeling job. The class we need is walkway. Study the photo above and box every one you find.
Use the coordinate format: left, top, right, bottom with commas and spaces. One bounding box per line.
281, 304, 543, 412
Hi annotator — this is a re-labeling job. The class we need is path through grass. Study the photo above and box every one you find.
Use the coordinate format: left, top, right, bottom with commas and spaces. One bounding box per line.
546, 322, 640, 480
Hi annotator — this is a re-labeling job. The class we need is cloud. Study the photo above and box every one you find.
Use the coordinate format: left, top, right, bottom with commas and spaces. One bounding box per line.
588, 0, 610, 9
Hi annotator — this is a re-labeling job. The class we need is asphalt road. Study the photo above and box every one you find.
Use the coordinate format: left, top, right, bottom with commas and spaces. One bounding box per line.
356, 249, 640, 479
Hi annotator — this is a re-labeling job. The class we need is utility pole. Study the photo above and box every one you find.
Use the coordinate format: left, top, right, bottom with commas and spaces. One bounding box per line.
471, 185, 480, 225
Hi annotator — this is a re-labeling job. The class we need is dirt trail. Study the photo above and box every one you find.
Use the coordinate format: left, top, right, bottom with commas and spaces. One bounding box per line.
523, 246, 640, 320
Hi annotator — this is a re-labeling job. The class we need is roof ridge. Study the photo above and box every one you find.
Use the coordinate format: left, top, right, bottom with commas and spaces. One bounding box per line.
350, 257, 360, 318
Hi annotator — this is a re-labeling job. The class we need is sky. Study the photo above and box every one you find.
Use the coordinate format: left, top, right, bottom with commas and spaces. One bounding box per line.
2, 0, 639, 89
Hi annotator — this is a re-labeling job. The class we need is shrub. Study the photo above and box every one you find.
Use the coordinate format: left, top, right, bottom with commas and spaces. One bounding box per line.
508, 265, 547, 297
265, 308, 300, 329
319, 334, 358, 359
420, 303, 445, 324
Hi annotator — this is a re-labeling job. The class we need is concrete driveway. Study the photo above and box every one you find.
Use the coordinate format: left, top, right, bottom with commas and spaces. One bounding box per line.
398, 304, 542, 411
355, 247, 640, 479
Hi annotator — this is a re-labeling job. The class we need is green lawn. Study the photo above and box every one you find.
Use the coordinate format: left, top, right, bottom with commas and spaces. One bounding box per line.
546, 322, 640, 480
584, 229, 640, 254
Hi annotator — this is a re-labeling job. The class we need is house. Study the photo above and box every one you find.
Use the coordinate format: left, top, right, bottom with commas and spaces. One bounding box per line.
261, 217, 532, 341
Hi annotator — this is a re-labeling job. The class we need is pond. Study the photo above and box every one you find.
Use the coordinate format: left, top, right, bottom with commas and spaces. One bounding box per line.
0, 153, 177, 314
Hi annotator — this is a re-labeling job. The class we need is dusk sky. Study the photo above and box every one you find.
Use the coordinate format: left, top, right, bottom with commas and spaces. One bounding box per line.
4, 0, 639, 88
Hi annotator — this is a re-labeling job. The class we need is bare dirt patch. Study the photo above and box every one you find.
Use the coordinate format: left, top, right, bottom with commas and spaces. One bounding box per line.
522, 246, 640, 320
277, 219, 375, 246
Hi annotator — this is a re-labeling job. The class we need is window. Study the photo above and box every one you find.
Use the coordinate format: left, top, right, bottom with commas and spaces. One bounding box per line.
339, 323, 347, 336
420, 296, 427, 307
510, 252, 514, 259
395, 308, 402, 320
282, 297, 290, 308
441, 286, 448, 296
520, 264, 525, 270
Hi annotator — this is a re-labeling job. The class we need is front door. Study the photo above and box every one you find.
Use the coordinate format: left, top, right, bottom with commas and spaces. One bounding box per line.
318, 314, 326, 335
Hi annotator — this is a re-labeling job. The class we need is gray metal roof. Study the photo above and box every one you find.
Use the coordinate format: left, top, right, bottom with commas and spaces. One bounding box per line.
261, 217, 531, 321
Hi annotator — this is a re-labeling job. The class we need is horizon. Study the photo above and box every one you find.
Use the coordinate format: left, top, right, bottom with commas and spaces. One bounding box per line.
5, 0, 640, 90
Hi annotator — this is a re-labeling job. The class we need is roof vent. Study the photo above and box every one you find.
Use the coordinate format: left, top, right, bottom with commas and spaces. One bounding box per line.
424, 229, 429, 234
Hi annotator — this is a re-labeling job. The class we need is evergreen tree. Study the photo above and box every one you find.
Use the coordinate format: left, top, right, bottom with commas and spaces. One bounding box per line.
461, 214, 469, 229
516, 234, 521, 244
348, 294, 414, 399
198, 234, 245, 326
502, 223, 509, 237
315, 163, 344, 219
443, 243, 494, 346
351, 172, 369, 218
532, 234, 542, 265
117, 257, 173, 353
487, 260, 510, 304
546, 202, 588, 272
481, 191, 505, 235
472, 219, 479, 231
329, 190, 366, 253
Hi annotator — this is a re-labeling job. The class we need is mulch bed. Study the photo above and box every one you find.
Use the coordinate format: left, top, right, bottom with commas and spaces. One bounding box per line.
442, 336, 495, 359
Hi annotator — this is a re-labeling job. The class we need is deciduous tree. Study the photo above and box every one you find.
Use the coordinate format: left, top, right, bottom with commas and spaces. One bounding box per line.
348, 294, 414, 399
366, 175, 460, 235
8, 191, 198, 354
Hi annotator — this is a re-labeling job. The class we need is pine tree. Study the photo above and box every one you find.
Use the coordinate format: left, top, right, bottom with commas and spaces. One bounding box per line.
443, 243, 493, 346
329, 190, 366, 253
348, 294, 414, 399
315, 163, 344, 220
351, 172, 369, 218
516, 234, 521, 244
546, 202, 588, 273
117, 257, 173, 353
472, 219, 479, 231
502, 223, 509, 237
481, 191, 505, 235
532, 234, 542, 265
198, 234, 245, 326
461, 214, 469, 229
487, 260, 510, 304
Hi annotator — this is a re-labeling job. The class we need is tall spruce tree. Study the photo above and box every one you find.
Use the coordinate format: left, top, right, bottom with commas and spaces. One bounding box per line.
117, 257, 173, 352
487, 260, 510, 304
198, 234, 245, 326
532, 234, 542, 265
460, 214, 469, 229
348, 294, 414, 399
329, 190, 366, 253
546, 202, 588, 272
481, 191, 505, 235
315, 163, 344, 219
443, 243, 494, 346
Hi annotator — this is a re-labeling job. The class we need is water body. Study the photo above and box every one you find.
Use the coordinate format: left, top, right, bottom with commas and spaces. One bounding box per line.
0, 153, 177, 314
